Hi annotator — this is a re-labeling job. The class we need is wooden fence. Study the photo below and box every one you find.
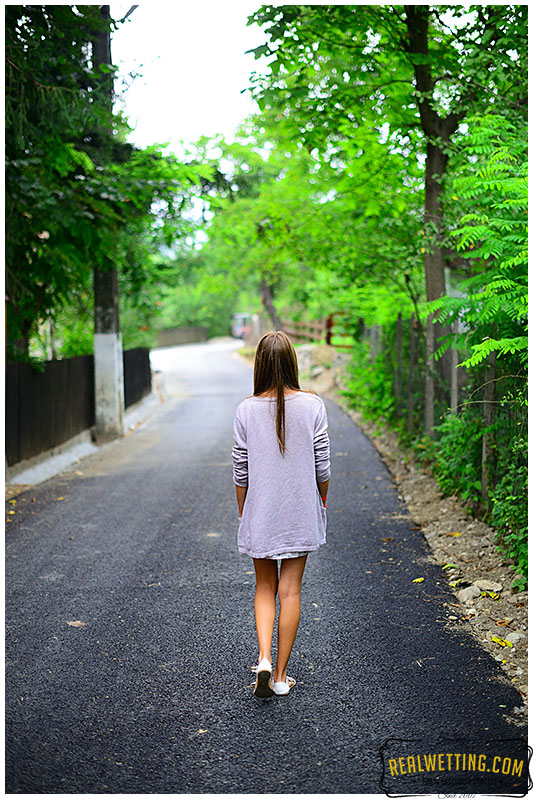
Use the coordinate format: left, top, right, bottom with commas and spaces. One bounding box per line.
282, 313, 353, 348
6, 347, 152, 468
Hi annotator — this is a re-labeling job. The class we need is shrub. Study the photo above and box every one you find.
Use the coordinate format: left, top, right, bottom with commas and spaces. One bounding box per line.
431, 410, 484, 506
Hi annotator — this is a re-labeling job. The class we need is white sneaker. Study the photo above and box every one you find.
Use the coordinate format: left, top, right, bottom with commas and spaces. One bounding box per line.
252, 657, 274, 698
273, 676, 296, 696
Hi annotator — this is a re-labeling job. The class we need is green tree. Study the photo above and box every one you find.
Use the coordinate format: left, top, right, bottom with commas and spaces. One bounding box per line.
5, 5, 208, 361
246, 4, 527, 430
186, 122, 424, 332
429, 114, 527, 368
427, 112, 527, 539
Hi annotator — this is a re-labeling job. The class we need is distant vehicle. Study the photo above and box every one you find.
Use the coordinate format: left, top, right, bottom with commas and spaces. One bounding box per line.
231, 313, 252, 339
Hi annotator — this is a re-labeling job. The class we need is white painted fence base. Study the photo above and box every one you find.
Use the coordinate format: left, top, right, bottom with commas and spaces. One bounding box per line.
94, 332, 125, 441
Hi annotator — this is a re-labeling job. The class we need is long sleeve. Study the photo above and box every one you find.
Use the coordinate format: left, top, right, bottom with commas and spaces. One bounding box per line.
232, 409, 249, 487
314, 401, 331, 482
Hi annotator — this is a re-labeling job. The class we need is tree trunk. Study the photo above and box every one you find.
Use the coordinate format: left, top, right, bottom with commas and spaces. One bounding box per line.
481, 351, 497, 506
92, 6, 113, 109
424, 314, 435, 436
9, 332, 30, 359
92, 6, 124, 441
94, 266, 120, 334
423, 142, 448, 302
404, 5, 461, 436
424, 141, 454, 414
259, 276, 283, 330
49, 317, 58, 360
6, 301, 31, 360
423, 142, 447, 434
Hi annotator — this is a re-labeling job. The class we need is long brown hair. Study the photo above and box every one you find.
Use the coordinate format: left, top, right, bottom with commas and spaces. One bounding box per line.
253, 330, 301, 455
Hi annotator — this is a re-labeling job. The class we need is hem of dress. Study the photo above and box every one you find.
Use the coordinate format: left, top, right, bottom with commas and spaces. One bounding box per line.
239, 542, 324, 559
265, 550, 311, 560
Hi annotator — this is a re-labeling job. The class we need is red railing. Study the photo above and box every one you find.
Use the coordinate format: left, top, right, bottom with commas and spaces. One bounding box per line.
282, 312, 352, 349
282, 318, 326, 342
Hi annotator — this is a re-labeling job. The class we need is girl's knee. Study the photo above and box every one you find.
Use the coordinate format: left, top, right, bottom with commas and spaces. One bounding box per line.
278, 558, 306, 602
277, 581, 302, 604
256, 579, 278, 597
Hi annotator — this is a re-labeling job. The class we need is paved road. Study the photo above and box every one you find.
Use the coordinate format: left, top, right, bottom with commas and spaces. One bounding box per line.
6, 338, 527, 793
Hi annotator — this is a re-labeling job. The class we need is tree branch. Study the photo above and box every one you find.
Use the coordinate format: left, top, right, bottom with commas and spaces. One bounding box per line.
5, 56, 77, 94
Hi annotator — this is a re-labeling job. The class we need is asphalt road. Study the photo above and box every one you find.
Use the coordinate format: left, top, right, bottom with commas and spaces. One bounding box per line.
5, 338, 527, 793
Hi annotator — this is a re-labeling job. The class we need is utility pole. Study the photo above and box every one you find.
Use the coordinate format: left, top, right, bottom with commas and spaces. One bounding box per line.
92, 4, 124, 441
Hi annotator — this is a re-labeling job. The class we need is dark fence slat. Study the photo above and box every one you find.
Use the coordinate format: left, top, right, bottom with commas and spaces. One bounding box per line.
5, 363, 20, 466
123, 347, 151, 409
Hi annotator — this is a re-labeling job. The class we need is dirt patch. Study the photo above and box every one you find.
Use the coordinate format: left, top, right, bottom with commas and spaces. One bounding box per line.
5, 484, 33, 500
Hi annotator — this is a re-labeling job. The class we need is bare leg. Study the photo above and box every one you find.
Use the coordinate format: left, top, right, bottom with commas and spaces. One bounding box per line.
252, 557, 279, 663
274, 555, 307, 683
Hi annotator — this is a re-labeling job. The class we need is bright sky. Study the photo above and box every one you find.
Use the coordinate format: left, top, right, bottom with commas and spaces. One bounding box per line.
109, 2, 270, 156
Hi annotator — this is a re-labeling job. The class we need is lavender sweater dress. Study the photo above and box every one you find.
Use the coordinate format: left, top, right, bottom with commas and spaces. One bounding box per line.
232, 391, 331, 559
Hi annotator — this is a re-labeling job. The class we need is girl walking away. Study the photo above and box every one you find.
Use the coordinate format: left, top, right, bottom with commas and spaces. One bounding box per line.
232, 331, 331, 699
